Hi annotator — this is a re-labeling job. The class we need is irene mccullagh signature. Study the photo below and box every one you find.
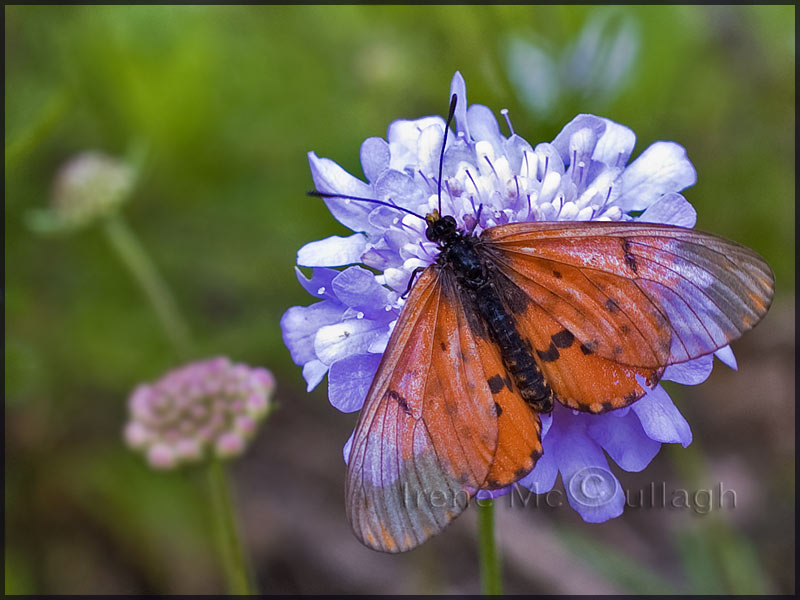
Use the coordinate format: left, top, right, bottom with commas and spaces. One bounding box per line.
402, 479, 737, 516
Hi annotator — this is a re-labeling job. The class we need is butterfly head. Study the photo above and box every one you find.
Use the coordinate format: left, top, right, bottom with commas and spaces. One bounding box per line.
425, 210, 459, 245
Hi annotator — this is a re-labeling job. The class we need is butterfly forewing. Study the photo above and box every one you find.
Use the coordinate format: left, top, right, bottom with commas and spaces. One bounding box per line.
346, 267, 539, 552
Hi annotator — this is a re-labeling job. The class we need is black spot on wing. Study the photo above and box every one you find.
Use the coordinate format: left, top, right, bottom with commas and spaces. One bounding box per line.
551, 329, 575, 349
602, 401, 615, 412
536, 342, 560, 363
605, 298, 621, 314
487, 375, 505, 394
493, 402, 503, 417
440, 342, 447, 351
622, 239, 638, 273
387, 390, 412, 416
580, 341, 597, 355
552, 270, 562, 279
624, 391, 639, 404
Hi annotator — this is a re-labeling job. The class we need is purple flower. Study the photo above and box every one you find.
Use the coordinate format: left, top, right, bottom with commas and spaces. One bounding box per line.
124, 357, 275, 469
281, 71, 735, 522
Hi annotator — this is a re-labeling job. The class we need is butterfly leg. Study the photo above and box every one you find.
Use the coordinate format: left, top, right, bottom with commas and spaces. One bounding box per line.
402, 267, 426, 299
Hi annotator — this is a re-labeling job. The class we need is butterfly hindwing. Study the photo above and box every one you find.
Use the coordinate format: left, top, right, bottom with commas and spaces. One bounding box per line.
442, 275, 543, 488
483, 221, 773, 368
493, 269, 663, 412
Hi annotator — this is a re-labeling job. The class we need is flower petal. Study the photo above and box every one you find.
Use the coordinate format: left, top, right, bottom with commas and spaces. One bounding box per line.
314, 317, 390, 365
442, 137, 477, 178
587, 410, 661, 472
449, 71, 469, 137
297, 234, 366, 267
360, 137, 390, 183
518, 443, 558, 493
308, 152, 378, 234
638, 192, 697, 227
540, 411, 554, 439
328, 353, 382, 413
302, 359, 328, 391
475, 487, 512, 500
387, 116, 445, 172
631, 385, 692, 447
294, 266, 339, 299
533, 142, 566, 179
331, 266, 393, 317
367, 329, 392, 354
375, 169, 426, 210
592, 118, 636, 168
467, 104, 504, 157
343, 429, 355, 464
417, 123, 446, 177
281, 301, 346, 365
663, 354, 713, 385
614, 142, 697, 211
503, 134, 534, 174
715, 345, 738, 370
550, 114, 606, 165
553, 415, 625, 522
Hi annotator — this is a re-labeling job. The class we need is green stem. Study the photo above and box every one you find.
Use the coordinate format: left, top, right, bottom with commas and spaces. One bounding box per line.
478, 500, 502, 595
103, 212, 253, 592
208, 460, 254, 595
102, 213, 192, 359
6, 89, 70, 171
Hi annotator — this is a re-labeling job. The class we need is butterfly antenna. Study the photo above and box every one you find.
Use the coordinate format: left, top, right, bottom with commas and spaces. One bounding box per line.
438, 93, 458, 215
307, 190, 425, 221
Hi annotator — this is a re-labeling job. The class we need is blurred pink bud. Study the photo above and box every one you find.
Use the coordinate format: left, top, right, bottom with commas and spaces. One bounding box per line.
148, 443, 177, 469
215, 432, 246, 458
123, 357, 276, 469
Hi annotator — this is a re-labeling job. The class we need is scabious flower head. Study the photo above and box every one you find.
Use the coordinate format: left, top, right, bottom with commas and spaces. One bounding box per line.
281, 71, 737, 522
28, 152, 135, 234
124, 357, 275, 469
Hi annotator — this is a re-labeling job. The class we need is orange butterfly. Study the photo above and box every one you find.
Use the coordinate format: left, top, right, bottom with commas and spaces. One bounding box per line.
314, 95, 774, 553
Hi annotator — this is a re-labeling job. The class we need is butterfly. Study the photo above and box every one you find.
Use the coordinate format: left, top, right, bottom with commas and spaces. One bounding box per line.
312, 95, 774, 553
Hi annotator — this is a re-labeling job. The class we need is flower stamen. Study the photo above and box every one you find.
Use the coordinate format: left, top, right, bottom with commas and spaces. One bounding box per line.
500, 108, 515, 136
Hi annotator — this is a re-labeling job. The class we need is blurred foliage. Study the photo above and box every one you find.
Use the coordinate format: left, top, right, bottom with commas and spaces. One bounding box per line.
5, 5, 794, 595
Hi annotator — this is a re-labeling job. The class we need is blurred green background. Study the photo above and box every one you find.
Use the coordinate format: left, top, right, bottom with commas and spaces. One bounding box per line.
5, 5, 794, 595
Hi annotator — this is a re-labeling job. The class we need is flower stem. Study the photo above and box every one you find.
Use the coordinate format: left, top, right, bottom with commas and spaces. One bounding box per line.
102, 212, 253, 593
478, 500, 502, 595
101, 213, 192, 359
6, 89, 70, 171
208, 459, 254, 595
